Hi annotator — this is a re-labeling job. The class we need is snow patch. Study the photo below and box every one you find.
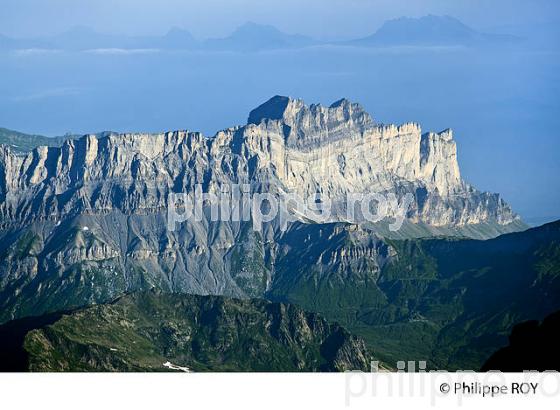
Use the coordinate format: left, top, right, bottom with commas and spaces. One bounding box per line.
163, 361, 190, 372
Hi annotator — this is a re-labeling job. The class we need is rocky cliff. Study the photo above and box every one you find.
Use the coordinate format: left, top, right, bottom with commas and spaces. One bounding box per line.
0, 96, 526, 323
0, 96, 520, 228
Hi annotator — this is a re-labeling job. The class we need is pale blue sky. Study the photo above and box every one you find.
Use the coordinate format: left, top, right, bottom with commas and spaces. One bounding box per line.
1, 0, 558, 39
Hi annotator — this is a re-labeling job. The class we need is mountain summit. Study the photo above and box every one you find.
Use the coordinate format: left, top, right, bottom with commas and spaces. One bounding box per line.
205, 22, 315, 51
353, 15, 519, 47
247, 96, 374, 146
0, 96, 521, 233
0, 96, 525, 324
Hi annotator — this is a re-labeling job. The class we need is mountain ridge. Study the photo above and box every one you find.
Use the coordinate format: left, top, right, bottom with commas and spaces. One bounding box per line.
0, 97, 557, 371
0, 96, 521, 230
267, 219, 560, 369
0, 290, 372, 372
0, 16, 518, 52
351, 15, 521, 47
0, 95, 526, 328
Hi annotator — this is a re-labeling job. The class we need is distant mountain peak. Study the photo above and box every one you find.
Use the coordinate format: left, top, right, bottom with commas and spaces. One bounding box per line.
165, 27, 193, 37
354, 14, 515, 47
380, 14, 474, 36
207, 22, 314, 51
233, 21, 282, 35
161, 27, 195, 46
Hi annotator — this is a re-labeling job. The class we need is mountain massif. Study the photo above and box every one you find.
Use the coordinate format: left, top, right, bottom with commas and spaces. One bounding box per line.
0, 16, 519, 52
0, 96, 557, 371
269, 220, 560, 369
0, 291, 370, 372
351, 15, 519, 47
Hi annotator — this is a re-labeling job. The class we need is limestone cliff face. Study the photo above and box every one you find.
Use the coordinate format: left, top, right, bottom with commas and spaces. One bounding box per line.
0, 96, 518, 228
239, 96, 515, 226
0, 96, 525, 323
